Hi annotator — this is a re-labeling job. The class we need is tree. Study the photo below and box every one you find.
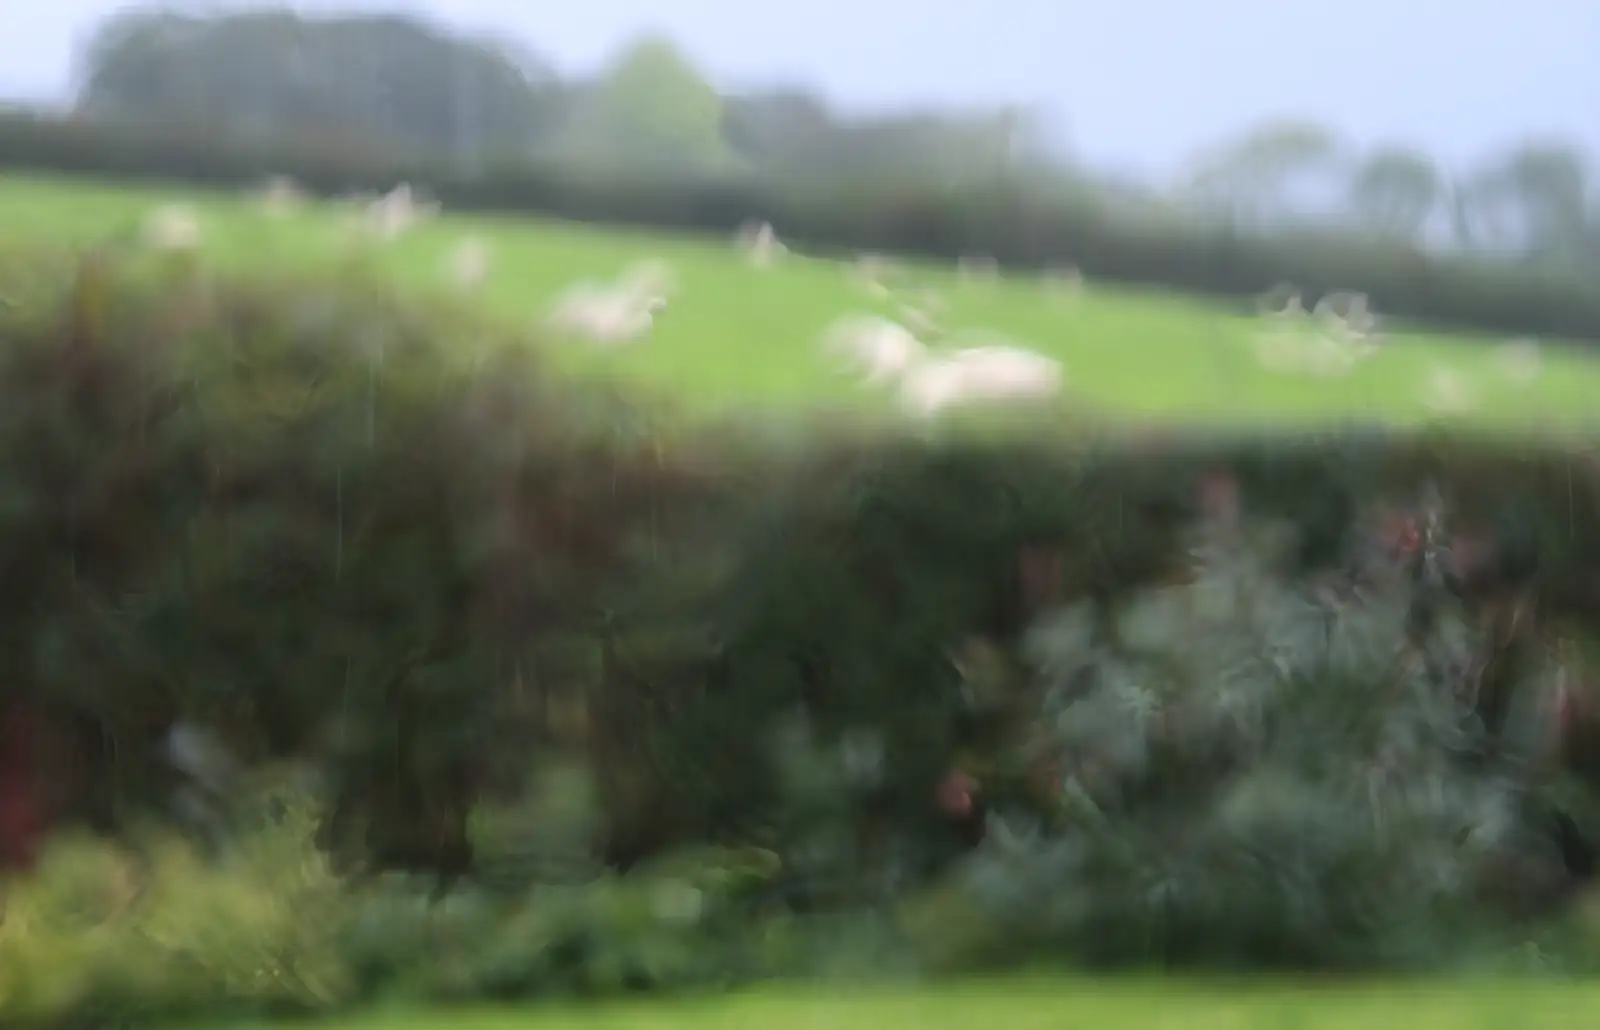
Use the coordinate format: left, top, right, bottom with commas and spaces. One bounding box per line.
1347, 146, 1442, 241
1479, 142, 1594, 261
1184, 118, 1344, 225
74, 10, 566, 163
720, 88, 836, 170
556, 34, 733, 173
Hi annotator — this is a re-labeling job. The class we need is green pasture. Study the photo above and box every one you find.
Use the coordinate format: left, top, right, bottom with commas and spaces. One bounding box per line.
202, 978, 1594, 1030
2, 172, 1598, 425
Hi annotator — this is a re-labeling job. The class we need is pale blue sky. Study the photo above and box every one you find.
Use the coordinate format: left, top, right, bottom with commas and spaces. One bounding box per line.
1, 0, 1594, 177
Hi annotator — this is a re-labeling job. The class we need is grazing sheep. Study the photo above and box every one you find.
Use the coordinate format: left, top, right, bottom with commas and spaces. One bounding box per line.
444, 236, 491, 289
896, 288, 948, 338
254, 175, 304, 217
896, 341, 1063, 415
851, 254, 899, 299
1041, 265, 1085, 301
1255, 283, 1306, 321
737, 221, 787, 268
1252, 326, 1370, 380
822, 315, 927, 384
584, 292, 666, 345
897, 355, 977, 414
1249, 286, 1376, 380
1497, 338, 1543, 384
1422, 365, 1476, 414
1314, 291, 1380, 341
545, 283, 665, 346
1300, 334, 1361, 379
141, 203, 203, 251
957, 254, 999, 286
544, 261, 673, 347
366, 183, 440, 241
947, 343, 1063, 396
1251, 329, 1305, 375
619, 259, 677, 300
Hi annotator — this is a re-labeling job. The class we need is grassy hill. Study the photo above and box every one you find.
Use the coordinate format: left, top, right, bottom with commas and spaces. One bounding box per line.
3, 173, 1598, 425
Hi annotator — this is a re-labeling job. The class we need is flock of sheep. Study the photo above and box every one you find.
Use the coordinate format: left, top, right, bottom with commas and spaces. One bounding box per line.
1246, 281, 1548, 414
518, 217, 1078, 416
127, 179, 1552, 420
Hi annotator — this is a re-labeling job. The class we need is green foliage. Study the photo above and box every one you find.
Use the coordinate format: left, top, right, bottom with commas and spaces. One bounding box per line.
0, 785, 353, 1026
560, 34, 735, 173
931, 499, 1575, 971
12, 254, 1600, 1026
0, 784, 871, 1026
0, 249, 746, 883
78, 9, 562, 162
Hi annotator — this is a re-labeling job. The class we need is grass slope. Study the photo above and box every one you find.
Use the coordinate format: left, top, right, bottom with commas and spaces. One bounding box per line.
198, 978, 1595, 1030
3, 173, 1599, 425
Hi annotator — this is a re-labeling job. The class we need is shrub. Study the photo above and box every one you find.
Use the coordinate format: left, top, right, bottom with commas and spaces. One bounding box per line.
9, 254, 1600, 1027
928, 482, 1580, 972
0, 787, 353, 1026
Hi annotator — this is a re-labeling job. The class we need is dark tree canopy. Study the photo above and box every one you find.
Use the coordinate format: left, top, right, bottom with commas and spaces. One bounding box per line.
75, 10, 566, 161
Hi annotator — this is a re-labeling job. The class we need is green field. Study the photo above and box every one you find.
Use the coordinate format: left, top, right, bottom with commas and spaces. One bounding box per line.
205, 979, 1595, 1030
4, 172, 1599, 425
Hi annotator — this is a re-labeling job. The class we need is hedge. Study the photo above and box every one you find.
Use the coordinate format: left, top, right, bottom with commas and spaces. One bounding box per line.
6, 252, 1600, 1026
0, 110, 1597, 342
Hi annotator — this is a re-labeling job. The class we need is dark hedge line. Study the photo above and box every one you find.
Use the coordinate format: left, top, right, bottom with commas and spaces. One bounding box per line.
6, 254, 1600, 1027
0, 110, 1596, 342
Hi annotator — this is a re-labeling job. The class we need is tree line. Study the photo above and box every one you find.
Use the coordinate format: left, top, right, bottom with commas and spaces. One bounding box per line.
74, 9, 1034, 186
71, 8, 1600, 272
0, 8, 1591, 341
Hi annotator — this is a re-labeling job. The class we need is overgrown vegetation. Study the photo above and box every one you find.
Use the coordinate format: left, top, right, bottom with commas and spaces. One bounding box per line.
8, 253, 1600, 1027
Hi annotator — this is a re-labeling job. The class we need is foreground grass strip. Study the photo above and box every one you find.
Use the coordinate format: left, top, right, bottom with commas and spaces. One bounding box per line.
200, 978, 1595, 1030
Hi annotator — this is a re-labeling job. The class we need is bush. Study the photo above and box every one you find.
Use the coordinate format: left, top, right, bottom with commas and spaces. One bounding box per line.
1, 111, 1597, 340
0, 781, 886, 1026
9, 256, 1600, 1026
948, 512, 1554, 970
0, 789, 353, 1025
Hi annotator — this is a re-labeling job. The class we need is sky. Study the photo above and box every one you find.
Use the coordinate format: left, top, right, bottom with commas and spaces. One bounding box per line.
1, 0, 1594, 179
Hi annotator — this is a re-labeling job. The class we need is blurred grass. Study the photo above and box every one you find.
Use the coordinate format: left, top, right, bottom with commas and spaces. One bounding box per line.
3, 172, 1600, 426
192, 977, 1598, 1030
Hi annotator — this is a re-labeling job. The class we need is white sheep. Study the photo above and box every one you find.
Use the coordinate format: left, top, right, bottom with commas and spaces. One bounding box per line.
948, 343, 1064, 397
737, 221, 787, 268
619, 259, 677, 300
544, 260, 673, 347
544, 283, 665, 346
1300, 334, 1362, 379
444, 236, 491, 289
851, 254, 899, 299
1249, 286, 1376, 380
1252, 326, 1369, 380
1422, 365, 1477, 414
1255, 283, 1306, 321
583, 292, 666, 345
1041, 265, 1085, 301
821, 315, 927, 384
1497, 338, 1543, 384
254, 175, 304, 217
897, 356, 976, 414
365, 183, 440, 241
141, 203, 203, 252
897, 341, 1064, 415
896, 288, 947, 339
1314, 291, 1380, 341
957, 254, 999, 286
